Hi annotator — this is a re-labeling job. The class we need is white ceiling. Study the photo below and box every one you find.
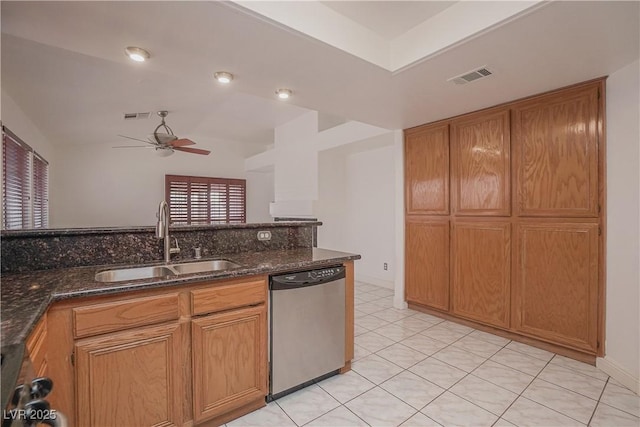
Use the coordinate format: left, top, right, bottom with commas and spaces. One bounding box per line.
321, 1, 455, 39
1, 1, 638, 154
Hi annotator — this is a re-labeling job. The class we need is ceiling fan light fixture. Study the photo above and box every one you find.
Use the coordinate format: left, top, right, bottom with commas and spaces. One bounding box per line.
276, 88, 292, 100
155, 147, 174, 157
214, 71, 234, 84
125, 46, 150, 62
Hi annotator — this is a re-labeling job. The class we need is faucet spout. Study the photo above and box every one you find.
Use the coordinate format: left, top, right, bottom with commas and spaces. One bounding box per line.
156, 201, 178, 263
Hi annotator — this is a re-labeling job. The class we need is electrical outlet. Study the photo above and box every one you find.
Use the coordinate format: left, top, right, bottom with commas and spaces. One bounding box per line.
383, 262, 388, 271
257, 230, 272, 241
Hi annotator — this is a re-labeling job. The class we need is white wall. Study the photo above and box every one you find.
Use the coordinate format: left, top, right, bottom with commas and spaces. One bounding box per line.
599, 59, 640, 392
272, 111, 318, 217
1, 89, 56, 162
50, 142, 247, 227
315, 133, 396, 288
345, 144, 396, 287
246, 170, 274, 223
315, 149, 347, 251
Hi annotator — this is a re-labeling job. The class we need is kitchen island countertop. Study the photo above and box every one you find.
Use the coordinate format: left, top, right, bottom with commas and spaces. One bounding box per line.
1, 247, 360, 348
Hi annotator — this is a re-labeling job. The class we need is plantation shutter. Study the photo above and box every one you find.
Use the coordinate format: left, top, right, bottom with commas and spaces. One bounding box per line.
165, 175, 246, 225
227, 179, 246, 223
32, 153, 49, 228
3, 130, 31, 229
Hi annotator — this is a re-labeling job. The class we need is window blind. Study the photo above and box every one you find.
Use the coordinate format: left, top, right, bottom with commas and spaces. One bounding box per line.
3, 130, 31, 229
165, 175, 246, 225
2, 127, 50, 229
32, 153, 49, 228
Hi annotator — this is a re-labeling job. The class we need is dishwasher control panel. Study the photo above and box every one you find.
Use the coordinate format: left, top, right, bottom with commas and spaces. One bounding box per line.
271, 266, 345, 289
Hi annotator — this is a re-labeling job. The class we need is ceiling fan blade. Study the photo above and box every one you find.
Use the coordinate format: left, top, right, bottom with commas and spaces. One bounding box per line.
174, 146, 211, 155
117, 134, 157, 145
170, 138, 196, 147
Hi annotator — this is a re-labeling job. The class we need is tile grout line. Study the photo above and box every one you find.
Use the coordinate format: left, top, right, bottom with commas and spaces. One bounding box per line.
586, 376, 610, 426
490, 353, 555, 426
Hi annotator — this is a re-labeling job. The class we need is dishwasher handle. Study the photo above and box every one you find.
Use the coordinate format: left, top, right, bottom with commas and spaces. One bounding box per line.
270, 266, 345, 290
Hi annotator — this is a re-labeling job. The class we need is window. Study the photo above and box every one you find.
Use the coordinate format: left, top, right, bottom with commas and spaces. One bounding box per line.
165, 175, 246, 225
2, 126, 49, 229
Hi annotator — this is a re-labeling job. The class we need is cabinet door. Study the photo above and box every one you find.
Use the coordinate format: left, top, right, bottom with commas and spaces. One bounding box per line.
451, 109, 510, 216
513, 223, 599, 352
405, 218, 450, 311
512, 84, 600, 217
452, 221, 511, 328
405, 123, 450, 215
192, 305, 267, 424
75, 322, 184, 427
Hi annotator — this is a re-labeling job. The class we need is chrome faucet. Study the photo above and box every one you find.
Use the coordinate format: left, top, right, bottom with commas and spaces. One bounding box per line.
156, 200, 180, 263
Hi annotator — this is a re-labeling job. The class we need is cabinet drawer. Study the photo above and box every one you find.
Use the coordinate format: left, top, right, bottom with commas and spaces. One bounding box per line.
26, 315, 47, 375
73, 294, 179, 338
191, 279, 266, 316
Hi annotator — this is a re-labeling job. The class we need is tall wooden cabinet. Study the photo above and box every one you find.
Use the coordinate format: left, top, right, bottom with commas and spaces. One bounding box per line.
405, 79, 605, 357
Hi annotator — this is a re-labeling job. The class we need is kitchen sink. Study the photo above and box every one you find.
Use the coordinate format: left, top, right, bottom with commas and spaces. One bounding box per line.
94, 260, 241, 282
95, 266, 176, 282
170, 260, 241, 275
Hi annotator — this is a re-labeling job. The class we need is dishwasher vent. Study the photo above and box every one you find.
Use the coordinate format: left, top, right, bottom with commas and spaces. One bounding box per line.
448, 66, 493, 85
123, 112, 151, 120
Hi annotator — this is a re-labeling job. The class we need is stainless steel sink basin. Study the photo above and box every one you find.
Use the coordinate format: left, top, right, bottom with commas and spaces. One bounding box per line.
95, 266, 176, 282
170, 260, 241, 275
94, 260, 241, 282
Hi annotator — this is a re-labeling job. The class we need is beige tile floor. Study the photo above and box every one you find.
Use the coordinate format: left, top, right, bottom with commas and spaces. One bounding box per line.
227, 282, 640, 427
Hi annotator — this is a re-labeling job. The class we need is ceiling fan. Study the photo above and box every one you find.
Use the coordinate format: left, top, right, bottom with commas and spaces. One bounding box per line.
115, 111, 211, 156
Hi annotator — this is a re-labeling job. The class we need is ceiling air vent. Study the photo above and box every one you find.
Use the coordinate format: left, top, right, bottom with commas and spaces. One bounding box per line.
123, 112, 151, 120
448, 66, 493, 85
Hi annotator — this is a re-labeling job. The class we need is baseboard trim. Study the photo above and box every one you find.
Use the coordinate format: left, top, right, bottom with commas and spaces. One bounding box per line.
597, 357, 640, 394
355, 274, 394, 289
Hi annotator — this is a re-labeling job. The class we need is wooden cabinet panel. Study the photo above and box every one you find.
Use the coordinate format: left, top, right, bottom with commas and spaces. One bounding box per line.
452, 221, 511, 328
512, 84, 600, 217
451, 109, 510, 216
73, 293, 179, 339
192, 305, 267, 424
27, 314, 47, 377
405, 124, 450, 215
75, 322, 184, 427
513, 223, 599, 352
191, 279, 266, 316
405, 218, 450, 311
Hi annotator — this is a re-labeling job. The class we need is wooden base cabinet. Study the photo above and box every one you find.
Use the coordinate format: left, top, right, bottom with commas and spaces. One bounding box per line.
75, 322, 185, 427
452, 221, 511, 328
513, 222, 599, 352
192, 305, 267, 424
405, 218, 450, 311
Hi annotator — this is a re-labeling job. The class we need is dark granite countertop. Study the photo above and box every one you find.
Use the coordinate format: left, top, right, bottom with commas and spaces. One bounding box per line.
0, 221, 321, 238
1, 247, 359, 348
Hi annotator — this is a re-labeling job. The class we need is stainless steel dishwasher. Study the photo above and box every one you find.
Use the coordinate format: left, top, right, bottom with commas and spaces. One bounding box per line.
269, 266, 345, 399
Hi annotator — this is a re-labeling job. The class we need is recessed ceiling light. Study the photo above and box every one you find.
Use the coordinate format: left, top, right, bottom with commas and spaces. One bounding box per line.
214, 72, 234, 84
276, 88, 292, 100
124, 46, 150, 62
